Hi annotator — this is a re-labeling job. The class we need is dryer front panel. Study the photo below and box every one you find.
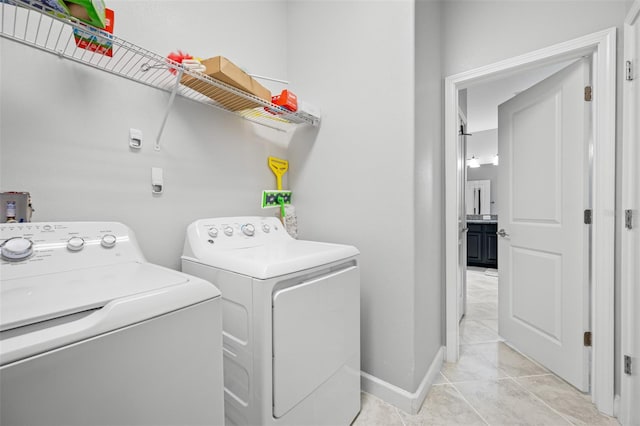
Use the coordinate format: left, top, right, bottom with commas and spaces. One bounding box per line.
271, 265, 360, 418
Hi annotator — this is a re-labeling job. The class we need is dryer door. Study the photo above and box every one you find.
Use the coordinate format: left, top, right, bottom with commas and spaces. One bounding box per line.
272, 265, 359, 418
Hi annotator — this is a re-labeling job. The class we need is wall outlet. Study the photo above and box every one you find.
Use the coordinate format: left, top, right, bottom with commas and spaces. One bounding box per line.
129, 128, 143, 149
151, 167, 163, 194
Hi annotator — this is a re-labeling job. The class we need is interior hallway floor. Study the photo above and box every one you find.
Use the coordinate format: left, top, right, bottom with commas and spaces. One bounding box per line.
352, 267, 620, 426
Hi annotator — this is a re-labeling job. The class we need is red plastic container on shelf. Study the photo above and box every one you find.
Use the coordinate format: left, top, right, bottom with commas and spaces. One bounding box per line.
271, 90, 298, 112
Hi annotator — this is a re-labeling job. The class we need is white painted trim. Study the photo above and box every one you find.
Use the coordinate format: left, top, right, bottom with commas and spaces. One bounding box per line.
360, 347, 444, 415
620, 2, 640, 425
627, 0, 640, 26
590, 26, 617, 418
614, 394, 622, 422
444, 28, 617, 415
445, 76, 460, 363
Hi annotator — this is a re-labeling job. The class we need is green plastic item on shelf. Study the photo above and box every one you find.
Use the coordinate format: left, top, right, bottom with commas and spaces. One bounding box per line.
65, 0, 106, 28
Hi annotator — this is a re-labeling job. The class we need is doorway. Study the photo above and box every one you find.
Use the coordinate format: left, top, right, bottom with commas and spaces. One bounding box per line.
444, 28, 617, 415
460, 87, 500, 350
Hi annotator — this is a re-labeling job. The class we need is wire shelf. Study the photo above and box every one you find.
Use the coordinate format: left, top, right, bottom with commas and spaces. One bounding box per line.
0, 0, 320, 135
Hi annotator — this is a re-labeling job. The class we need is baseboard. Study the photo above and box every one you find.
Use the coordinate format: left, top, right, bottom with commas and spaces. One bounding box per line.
613, 394, 621, 421
360, 346, 444, 415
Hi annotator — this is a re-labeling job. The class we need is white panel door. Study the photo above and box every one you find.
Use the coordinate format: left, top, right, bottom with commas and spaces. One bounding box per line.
497, 59, 590, 391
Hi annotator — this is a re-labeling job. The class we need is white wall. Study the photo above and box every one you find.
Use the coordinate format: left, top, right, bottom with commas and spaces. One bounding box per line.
467, 128, 497, 166
442, 1, 629, 76
0, 1, 290, 269
286, 1, 422, 392
414, 0, 445, 392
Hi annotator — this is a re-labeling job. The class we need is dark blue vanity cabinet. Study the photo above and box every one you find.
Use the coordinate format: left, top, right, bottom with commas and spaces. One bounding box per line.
467, 222, 498, 268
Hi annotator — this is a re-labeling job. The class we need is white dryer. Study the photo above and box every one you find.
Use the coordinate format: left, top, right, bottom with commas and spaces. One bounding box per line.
181, 216, 361, 426
0, 222, 224, 426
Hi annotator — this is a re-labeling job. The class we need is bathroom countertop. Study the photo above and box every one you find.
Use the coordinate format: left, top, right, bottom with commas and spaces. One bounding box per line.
466, 215, 498, 224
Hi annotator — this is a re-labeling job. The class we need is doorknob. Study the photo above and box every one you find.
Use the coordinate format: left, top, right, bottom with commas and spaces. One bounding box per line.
497, 229, 509, 237
461, 227, 469, 233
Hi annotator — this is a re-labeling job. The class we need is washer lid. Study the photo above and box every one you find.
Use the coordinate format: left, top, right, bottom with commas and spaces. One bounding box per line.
0, 262, 220, 332
184, 240, 359, 279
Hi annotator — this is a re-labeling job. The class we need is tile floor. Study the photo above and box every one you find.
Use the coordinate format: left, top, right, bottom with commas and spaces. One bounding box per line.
352, 267, 619, 426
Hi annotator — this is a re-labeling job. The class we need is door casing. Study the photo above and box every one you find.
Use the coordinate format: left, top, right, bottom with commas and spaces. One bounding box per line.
444, 28, 616, 415
620, 1, 640, 424
458, 111, 468, 322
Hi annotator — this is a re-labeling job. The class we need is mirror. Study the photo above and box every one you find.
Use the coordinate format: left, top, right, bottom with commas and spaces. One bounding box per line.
465, 180, 491, 215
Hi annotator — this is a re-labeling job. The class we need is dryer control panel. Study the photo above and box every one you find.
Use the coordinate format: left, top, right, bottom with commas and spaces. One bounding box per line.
188, 217, 290, 249
0, 222, 144, 279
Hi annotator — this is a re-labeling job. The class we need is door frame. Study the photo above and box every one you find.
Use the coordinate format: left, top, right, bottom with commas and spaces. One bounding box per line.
458, 110, 468, 321
444, 28, 616, 415
620, 1, 640, 424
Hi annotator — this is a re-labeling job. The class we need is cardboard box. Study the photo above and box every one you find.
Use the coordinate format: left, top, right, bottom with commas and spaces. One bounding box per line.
73, 7, 113, 56
65, 0, 106, 28
180, 56, 271, 111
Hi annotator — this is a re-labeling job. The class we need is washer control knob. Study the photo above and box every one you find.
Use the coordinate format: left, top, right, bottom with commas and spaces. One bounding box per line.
224, 225, 234, 237
208, 227, 219, 238
262, 224, 271, 233
67, 236, 85, 252
1, 237, 33, 261
101, 234, 117, 248
241, 223, 255, 237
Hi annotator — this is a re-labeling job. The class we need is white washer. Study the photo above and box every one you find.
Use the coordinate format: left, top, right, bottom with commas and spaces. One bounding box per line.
0, 222, 224, 426
181, 216, 361, 426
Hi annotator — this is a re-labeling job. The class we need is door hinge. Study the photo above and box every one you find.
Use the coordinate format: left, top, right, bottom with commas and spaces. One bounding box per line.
584, 331, 592, 347
584, 209, 592, 225
584, 86, 592, 101
626, 60, 634, 81
624, 355, 632, 375
626, 209, 633, 230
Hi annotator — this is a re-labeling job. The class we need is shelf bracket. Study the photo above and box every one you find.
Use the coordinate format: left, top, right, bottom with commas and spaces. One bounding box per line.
155, 68, 184, 151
